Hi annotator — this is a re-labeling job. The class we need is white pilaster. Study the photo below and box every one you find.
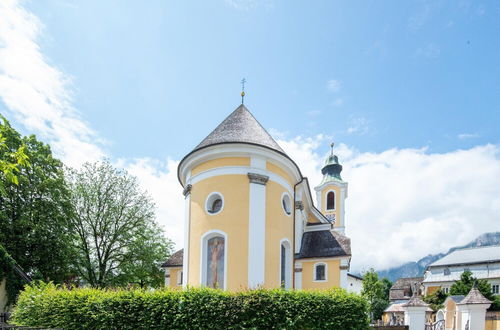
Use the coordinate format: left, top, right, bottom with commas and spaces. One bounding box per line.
294, 262, 302, 290
182, 176, 191, 288
248, 157, 267, 288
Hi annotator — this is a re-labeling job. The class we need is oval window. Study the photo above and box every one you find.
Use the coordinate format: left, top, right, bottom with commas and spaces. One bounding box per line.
206, 193, 224, 215
282, 193, 292, 216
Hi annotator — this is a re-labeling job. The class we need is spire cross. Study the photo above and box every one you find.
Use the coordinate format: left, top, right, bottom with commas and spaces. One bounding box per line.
241, 78, 246, 104
330, 142, 335, 155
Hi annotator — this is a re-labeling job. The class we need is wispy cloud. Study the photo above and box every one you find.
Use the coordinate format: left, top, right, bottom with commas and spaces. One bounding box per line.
347, 116, 370, 135
224, 0, 273, 11
0, 0, 105, 167
415, 43, 441, 59
306, 109, 322, 117
327, 79, 342, 93
332, 98, 343, 107
458, 133, 480, 140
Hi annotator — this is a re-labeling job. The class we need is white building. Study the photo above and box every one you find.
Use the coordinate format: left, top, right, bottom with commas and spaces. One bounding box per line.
422, 245, 500, 296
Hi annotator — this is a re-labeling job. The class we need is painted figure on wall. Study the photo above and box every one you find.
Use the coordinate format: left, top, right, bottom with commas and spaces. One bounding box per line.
207, 236, 224, 288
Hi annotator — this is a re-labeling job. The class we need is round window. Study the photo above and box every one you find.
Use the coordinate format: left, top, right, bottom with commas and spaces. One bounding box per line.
282, 193, 292, 216
206, 192, 224, 215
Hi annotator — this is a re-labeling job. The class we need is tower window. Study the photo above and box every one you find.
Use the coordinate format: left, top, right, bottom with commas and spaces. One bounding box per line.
314, 263, 327, 281
280, 240, 291, 289
282, 193, 292, 216
206, 192, 224, 215
326, 191, 335, 210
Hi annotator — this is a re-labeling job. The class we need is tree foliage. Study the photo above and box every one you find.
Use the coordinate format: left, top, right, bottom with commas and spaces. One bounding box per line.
361, 268, 390, 321
67, 161, 172, 288
0, 115, 74, 305
423, 289, 448, 311
449, 270, 493, 300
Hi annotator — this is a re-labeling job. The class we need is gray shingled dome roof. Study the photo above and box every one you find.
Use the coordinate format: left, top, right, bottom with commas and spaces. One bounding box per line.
458, 287, 492, 305
192, 104, 285, 154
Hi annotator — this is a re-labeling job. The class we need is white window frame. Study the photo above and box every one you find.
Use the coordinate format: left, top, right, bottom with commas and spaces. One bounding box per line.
205, 192, 224, 215
492, 284, 499, 295
313, 262, 328, 282
325, 190, 336, 211
200, 229, 228, 290
281, 192, 292, 217
279, 239, 292, 289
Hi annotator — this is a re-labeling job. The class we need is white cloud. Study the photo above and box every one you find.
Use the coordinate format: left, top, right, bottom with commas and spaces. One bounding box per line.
347, 116, 370, 135
458, 133, 480, 140
224, 0, 273, 11
0, 0, 105, 167
306, 109, 322, 117
276, 137, 500, 271
327, 79, 342, 93
415, 43, 441, 59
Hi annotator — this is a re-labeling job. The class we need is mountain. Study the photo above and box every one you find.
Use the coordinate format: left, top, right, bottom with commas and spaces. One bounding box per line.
378, 232, 500, 282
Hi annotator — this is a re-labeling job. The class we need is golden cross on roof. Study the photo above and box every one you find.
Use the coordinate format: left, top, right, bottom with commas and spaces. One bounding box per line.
241, 78, 246, 104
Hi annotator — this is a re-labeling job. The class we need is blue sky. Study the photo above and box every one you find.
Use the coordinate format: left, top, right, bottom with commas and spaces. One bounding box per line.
25, 0, 500, 159
1, 0, 499, 270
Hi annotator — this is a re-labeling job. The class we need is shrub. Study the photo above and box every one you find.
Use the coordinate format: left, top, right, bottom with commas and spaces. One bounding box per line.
11, 282, 369, 329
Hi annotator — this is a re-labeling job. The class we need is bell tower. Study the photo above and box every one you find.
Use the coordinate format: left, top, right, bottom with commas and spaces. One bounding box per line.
314, 143, 348, 234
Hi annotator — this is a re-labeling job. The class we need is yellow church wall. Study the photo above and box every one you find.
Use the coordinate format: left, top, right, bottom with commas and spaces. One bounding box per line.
191, 157, 250, 176
300, 259, 341, 290
188, 174, 249, 291
264, 180, 294, 288
321, 185, 342, 227
166, 267, 183, 289
266, 161, 294, 186
307, 213, 320, 223
486, 312, 500, 330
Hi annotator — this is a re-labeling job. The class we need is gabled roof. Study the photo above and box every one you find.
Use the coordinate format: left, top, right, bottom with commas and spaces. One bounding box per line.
296, 230, 351, 259
402, 295, 429, 308
389, 277, 423, 301
458, 287, 492, 305
161, 249, 184, 268
192, 104, 285, 154
429, 245, 500, 267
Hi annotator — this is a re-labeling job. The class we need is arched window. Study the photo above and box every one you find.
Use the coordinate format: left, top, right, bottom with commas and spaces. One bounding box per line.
326, 191, 335, 210
280, 240, 292, 289
201, 231, 226, 289
314, 262, 327, 281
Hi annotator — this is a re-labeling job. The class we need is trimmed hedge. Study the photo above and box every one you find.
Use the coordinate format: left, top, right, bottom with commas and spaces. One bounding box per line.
11, 282, 369, 329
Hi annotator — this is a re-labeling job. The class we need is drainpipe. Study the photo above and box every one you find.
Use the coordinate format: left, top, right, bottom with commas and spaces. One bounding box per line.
292, 177, 305, 289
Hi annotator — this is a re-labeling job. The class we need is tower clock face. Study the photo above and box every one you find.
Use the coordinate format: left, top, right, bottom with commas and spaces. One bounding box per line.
326, 214, 336, 223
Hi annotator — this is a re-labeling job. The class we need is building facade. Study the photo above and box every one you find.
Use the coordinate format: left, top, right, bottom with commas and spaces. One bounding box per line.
162, 104, 352, 291
422, 245, 500, 296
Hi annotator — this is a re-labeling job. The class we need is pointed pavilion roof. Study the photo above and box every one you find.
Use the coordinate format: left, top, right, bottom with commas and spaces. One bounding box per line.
458, 287, 492, 305
192, 104, 285, 154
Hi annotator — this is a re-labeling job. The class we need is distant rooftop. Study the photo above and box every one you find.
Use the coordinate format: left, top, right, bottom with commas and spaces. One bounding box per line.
429, 245, 500, 267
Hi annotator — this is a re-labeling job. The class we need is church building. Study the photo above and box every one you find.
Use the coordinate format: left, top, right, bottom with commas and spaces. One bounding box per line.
162, 102, 352, 291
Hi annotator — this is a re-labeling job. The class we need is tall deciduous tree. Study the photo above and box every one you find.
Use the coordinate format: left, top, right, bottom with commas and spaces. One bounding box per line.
67, 161, 172, 288
0, 115, 74, 304
361, 269, 391, 321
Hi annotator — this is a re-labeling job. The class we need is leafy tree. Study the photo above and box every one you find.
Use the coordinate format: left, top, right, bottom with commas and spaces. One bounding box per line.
67, 160, 172, 288
449, 270, 493, 300
114, 221, 173, 288
0, 114, 74, 304
423, 289, 448, 311
0, 115, 29, 193
362, 269, 390, 321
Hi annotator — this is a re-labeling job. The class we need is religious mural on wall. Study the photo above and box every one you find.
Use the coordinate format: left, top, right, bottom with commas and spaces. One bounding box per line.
206, 236, 225, 288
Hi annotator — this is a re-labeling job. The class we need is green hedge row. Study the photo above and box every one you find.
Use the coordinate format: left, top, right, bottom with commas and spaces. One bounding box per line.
12, 282, 369, 329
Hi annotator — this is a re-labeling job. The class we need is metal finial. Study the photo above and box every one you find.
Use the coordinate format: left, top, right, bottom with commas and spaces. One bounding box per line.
330, 142, 335, 155
241, 78, 246, 104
